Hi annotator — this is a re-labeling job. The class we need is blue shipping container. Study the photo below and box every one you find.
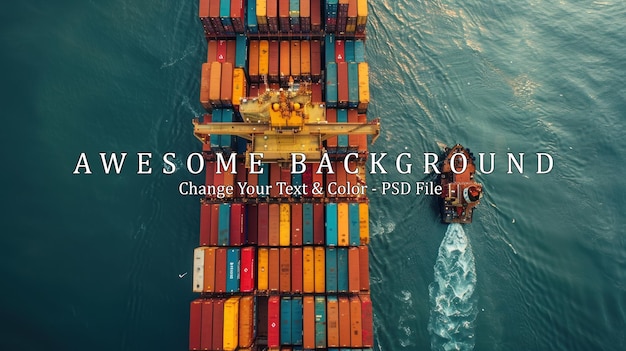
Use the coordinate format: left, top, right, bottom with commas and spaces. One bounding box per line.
226, 248, 240, 292
303, 203, 314, 244
349, 202, 360, 245
281, 297, 292, 345
325, 202, 338, 246
337, 248, 348, 292
326, 247, 338, 292
218, 203, 230, 246
314, 296, 327, 348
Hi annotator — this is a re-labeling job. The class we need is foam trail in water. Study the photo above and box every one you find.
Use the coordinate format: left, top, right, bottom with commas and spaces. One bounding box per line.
428, 223, 477, 351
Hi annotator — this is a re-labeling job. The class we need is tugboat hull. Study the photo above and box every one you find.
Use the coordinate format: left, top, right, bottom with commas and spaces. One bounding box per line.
438, 144, 483, 223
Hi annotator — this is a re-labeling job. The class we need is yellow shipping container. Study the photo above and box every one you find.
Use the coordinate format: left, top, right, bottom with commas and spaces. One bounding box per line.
357, 0, 368, 26
359, 203, 370, 244
279, 203, 291, 246
314, 246, 325, 293
258, 248, 269, 290
337, 202, 349, 246
303, 246, 315, 293
223, 296, 241, 351
232, 68, 247, 107
256, 0, 267, 25
238, 296, 255, 348
259, 40, 269, 76
358, 62, 369, 111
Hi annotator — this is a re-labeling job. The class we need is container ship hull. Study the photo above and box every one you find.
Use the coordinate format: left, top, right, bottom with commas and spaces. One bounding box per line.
188, 1, 377, 350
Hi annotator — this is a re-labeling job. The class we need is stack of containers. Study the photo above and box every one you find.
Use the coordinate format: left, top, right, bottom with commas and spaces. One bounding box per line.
191, 1, 374, 350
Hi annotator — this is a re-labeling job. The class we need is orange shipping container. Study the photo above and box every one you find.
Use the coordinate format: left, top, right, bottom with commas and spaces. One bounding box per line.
209, 61, 222, 107
314, 246, 325, 293
259, 40, 269, 76
279, 247, 291, 292
268, 248, 280, 292
207, 40, 218, 63
327, 297, 339, 347
337, 202, 349, 245
348, 247, 361, 293
359, 245, 370, 291
221, 62, 234, 107
350, 296, 363, 347
238, 296, 255, 348
269, 40, 280, 82
258, 248, 269, 291
300, 40, 311, 76
338, 296, 351, 347
204, 247, 217, 292
303, 296, 315, 348
290, 40, 301, 76
303, 246, 315, 293
359, 202, 370, 244
200, 63, 211, 110
279, 203, 291, 246
291, 247, 303, 293
268, 203, 280, 246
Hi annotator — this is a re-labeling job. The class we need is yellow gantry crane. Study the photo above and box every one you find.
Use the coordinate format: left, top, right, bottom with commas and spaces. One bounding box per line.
192, 84, 380, 163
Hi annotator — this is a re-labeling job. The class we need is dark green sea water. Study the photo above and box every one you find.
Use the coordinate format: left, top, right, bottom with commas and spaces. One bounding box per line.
1, 1, 625, 350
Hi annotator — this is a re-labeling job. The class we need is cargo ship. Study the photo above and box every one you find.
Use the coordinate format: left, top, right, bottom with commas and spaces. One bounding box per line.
189, 1, 378, 350
438, 144, 482, 224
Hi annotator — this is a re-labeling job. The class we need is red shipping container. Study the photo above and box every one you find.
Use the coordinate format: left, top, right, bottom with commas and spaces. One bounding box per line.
280, 166, 291, 198
335, 40, 345, 62
360, 294, 374, 347
313, 203, 325, 244
249, 83, 259, 98
229, 203, 246, 245
270, 163, 281, 198
291, 40, 301, 76
301, 40, 311, 76
201, 299, 214, 349
212, 299, 225, 350
210, 204, 220, 246
279, 247, 291, 293
348, 247, 361, 293
247, 171, 258, 199
213, 165, 225, 195
236, 162, 247, 195
199, 203, 211, 246
205, 159, 215, 186
268, 296, 281, 348
311, 0, 322, 32
215, 248, 227, 293
247, 204, 259, 244
209, 0, 222, 33
217, 40, 228, 62
291, 247, 303, 293
258, 203, 269, 246
279, 0, 290, 32
268, 204, 280, 246
312, 162, 324, 198
240, 247, 256, 292
311, 82, 323, 104
226, 40, 237, 66
311, 40, 321, 80
359, 245, 370, 291
230, 0, 245, 33
291, 203, 303, 245
269, 40, 280, 83
336, 161, 347, 198
269, 248, 280, 292
337, 62, 349, 107
189, 299, 203, 350
302, 164, 313, 196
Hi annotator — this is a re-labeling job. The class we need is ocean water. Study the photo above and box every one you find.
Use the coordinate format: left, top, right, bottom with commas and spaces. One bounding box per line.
1, 0, 625, 350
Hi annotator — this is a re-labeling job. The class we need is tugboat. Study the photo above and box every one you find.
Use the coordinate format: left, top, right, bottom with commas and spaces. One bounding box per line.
438, 144, 483, 223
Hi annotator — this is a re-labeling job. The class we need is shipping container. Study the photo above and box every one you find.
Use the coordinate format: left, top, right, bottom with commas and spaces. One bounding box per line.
325, 34, 335, 65
290, 0, 301, 32
239, 296, 255, 348
349, 203, 360, 245
326, 247, 338, 293
303, 203, 313, 244
248, 40, 260, 82
279, 0, 290, 32
359, 245, 370, 291
291, 40, 301, 77
311, 39, 322, 80
200, 63, 211, 110
220, 0, 233, 34
350, 296, 363, 347
199, 0, 212, 35
232, 67, 247, 107
337, 62, 349, 108
211, 203, 220, 245
355, 39, 365, 62
357, 0, 368, 33
300, 0, 311, 32
347, 0, 357, 33
226, 40, 237, 66
358, 62, 369, 112
231, 0, 245, 33
300, 40, 311, 77
258, 247, 269, 291
200, 204, 211, 246
223, 297, 240, 351
268, 296, 281, 348
218, 203, 230, 246
338, 297, 350, 347
279, 247, 291, 292
279, 203, 291, 246
303, 296, 315, 348
303, 246, 315, 293
292, 296, 303, 345
337, 110, 348, 149
314, 246, 326, 293
269, 40, 280, 82
215, 248, 228, 293
326, 202, 338, 246
258, 203, 269, 245
202, 299, 214, 350
313, 202, 325, 243
327, 296, 340, 347
269, 247, 280, 292
210, 61, 222, 108
291, 247, 303, 293
247, 0, 258, 33
325, 108, 338, 149
204, 247, 217, 292
209, 0, 223, 33
326, 62, 338, 108
257, 0, 268, 31
240, 247, 255, 292
280, 40, 291, 84
348, 247, 360, 293
348, 62, 359, 108
221, 62, 234, 108
280, 297, 292, 344
291, 203, 303, 245
337, 202, 349, 246
247, 204, 258, 245
189, 299, 203, 350
347, 109, 359, 149
314, 296, 327, 348
259, 40, 269, 77
311, 0, 322, 32
268, 203, 280, 246
193, 247, 205, 293
359, 202, 369, 244
217, 40, 228, 62
337, 248, 348, 292
230, 203, 245, 245
212, 299, 225, 350
270, 163, 280, 197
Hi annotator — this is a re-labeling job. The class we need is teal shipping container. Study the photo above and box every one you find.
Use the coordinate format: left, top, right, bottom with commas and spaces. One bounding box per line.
226, 248, 240, 292
292, 173, 303, 198
235, 34, 247, 68
221, 108, 234, 149
348, 62, 359, 109
349, 202, 360, 245
314, 296, 327, 348
325, 202, 338, 246
325, 34, 335, 65
326, 247, 338, 293
325, 62, 338, 108
345, 40, 355, 62
281, 297, 293, 345
355, 39, 365, 62
303, 203, 314, 244
337, 109, 348, 147
210, 109, 222, 149
258, 163, 270, 197
247, 0, 258, 33
218, 203, 230, 246
337, 248, 348, 292
292, 296, 303, 345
